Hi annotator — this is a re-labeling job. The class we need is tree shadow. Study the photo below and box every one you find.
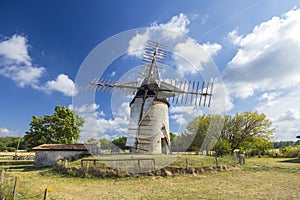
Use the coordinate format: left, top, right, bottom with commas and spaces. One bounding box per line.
0, 160, 44, 172
279, 158, 300, 163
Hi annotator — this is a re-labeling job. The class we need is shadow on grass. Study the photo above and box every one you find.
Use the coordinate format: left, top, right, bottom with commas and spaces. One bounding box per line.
279, 158, 300, 163
0, 160, 49, 172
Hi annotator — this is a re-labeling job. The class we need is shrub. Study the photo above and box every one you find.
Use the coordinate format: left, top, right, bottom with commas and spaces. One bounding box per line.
280, 145, 300, 158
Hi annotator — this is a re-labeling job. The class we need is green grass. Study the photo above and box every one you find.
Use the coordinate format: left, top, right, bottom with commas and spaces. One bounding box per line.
1, 156, 300, 199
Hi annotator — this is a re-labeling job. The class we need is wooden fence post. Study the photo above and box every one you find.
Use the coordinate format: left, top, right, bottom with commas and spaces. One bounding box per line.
215, 156, 219, 168
152, 159, 156, 171
44, 188, 51, 200
12, 176, 20, 200
185, 159, 189, 170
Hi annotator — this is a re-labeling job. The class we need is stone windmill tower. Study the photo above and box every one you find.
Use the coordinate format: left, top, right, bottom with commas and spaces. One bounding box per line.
87, 41, 213, 154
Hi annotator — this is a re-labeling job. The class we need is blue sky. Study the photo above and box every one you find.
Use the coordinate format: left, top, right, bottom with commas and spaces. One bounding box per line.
1, 0, 300, 141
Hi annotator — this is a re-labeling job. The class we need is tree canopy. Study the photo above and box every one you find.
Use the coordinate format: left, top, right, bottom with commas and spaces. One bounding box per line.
84, 137, 113, 150
174, 111, 275, 155
0, 137, 26, 151
24, 105, 84, 149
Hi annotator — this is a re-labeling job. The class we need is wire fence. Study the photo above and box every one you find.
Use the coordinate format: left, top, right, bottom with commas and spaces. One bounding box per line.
0, 169, 64, 200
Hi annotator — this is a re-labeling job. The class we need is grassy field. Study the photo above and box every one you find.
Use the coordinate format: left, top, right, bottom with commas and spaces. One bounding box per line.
1, 156, 300, 199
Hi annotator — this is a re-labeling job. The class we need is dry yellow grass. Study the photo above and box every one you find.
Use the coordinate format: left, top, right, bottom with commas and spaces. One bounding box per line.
1, 157, 300, 199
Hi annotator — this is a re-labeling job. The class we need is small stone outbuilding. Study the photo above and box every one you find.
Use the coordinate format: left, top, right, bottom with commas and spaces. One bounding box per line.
33, 144, 98, 167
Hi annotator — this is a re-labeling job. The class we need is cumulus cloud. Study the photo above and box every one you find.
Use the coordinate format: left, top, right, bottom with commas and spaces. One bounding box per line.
0, 34, 31, 65
127, 13, 191, 57
169, 105, 203, 130
0, 34, 76, 96
153, 13, 190, 40
70, 102, 130, 141
0, 127, 10, 134
278, 109, 300, 121
44, 74, 78, 96
170, 114, 187, 125
224, 8, 300, 98
173, 38, 221, 75
0, 35, 45, 88
0, 127, 20, 136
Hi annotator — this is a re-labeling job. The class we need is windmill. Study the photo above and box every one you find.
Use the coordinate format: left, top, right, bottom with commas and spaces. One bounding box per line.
87, 41, 213, 154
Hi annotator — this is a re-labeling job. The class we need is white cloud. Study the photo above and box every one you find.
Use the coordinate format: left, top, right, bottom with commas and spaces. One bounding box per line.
173, 38, 221, 75
0, 64, 45, 88
0, 127, 20, 136
170, 114, 187, 125
0, 127, 10, 134
0, 34, 31, 65
170, 105, 200, 117
0, 34, 76, 96
278, 109, 300, 121
44, 74, 77, 96
169, 105, 203, 129
127, 13, 190, 57
70, 102, 130, 141
0, 35, 45, 88
259, 92, 282, 101
111, 71, 116, 77
227, 29, 243, 46
128, 30, 151, 57
256, 87, 300, 140
70, 103, 104, 140
224, 8, 300, 98
211, 80, 233, 113
153, 13, 190, 40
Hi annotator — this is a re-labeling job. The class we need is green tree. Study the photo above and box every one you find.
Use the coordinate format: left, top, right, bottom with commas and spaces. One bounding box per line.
84, 137, 113, 150
187, 115, 225, 153
85, 138, 100, 146
99, 138, 113, 150
241, 137, 273, 156
112, 136, 128, 150
185, 112, 274, 155
170, 132, 176, 143
212, 139, 232, 156
223, 112, 274, 153
0, 137, 26, 151
24, 105, 84, 149
0, 142, 7, 151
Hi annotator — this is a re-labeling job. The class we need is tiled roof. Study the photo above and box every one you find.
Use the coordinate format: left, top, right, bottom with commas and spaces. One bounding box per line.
32, 144, 96, 151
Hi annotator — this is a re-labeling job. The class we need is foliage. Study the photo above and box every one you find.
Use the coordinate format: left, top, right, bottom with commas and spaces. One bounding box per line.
223, 112, 274, 153
24, 105, 84, 149
241, 137, 273, 156
171, 132, 195, 152
212, 139, 232, 156
273, 141, 299, 148
181, 111, 275, 155
84, 138, 113, 150
279, 145, 300, 158
169, 132, 176, 143
112, 136, 128, 150
0, 137, 26, 151
186, 115, 211, 151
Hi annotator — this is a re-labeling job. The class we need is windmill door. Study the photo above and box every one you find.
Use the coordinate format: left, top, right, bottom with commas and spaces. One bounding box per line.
161, 138, 167, 154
